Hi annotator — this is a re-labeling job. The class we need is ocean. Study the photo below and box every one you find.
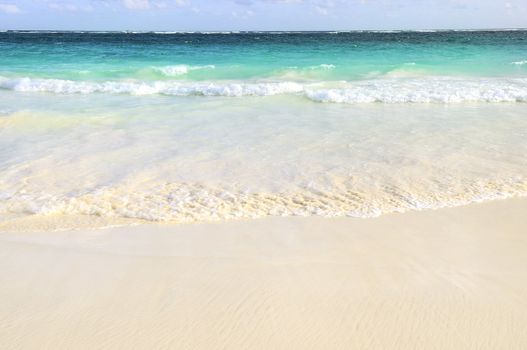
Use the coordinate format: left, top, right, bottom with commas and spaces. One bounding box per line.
1, 30, 526, 226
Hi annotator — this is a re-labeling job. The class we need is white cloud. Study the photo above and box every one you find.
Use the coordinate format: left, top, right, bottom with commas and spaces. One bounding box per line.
232, 8, 255, 18
46, 2, 94, 12
175, 0, 190, 6
122, 0, 150, 9
0, 3, 21, 14
234, 0, 339, 15
313, 0, 336, 15
314, 5, 328, 15
238, 0, 300, 4
121, 0, 189, 10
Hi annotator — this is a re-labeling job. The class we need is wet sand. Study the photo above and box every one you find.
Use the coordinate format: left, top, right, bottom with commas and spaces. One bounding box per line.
1, 198, 527, 349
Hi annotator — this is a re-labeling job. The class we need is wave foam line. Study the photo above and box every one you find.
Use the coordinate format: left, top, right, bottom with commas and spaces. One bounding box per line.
309, 64, 336, 70
1, 76, 527, 103
1, 179, 526, 223
0, 76, 305, 96
154, 65, 216, 76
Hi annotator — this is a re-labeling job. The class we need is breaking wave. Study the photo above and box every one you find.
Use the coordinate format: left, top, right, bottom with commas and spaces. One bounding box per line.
1, 178, 526, 223
154, 64, 216, 76
309, 64, 336, 70
2, 76, 527, 103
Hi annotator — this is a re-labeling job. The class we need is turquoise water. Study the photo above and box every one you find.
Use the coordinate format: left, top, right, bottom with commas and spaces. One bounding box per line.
1, 31, 526, 227
1, 31, 527, 80
1, 31, 527, 102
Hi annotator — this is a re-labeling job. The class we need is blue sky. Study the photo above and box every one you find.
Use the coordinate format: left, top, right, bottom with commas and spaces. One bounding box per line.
0, 0, 526, 31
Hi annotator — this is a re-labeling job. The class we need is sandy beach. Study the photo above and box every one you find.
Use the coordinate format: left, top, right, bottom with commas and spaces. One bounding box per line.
2, 9, 527, 350
1, 198, 526, 349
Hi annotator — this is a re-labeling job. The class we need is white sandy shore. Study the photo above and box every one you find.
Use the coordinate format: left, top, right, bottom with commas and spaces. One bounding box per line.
1, 198, 527, 349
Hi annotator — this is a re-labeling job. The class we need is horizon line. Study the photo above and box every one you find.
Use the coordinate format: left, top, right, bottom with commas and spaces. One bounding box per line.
2, 27, 527, 33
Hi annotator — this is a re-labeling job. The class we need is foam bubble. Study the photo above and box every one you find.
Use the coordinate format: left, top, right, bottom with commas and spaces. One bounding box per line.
304, 78, 527, 103
1, 179, 525, 224
1, 75, 527, 103
0, 108, 13, 116
155, 64, 215, 76
311, 64, 336, 70
0, 76, 304, 96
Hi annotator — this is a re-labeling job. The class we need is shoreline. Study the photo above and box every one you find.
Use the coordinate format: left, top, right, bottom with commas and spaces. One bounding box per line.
1, 197, 527, 349
1, 193, 526, 233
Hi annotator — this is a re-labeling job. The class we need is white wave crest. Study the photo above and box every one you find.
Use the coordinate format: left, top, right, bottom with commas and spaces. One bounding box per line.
308, 64, 336, 70
0, 108, 13, 116
1, 178, 526, 224
512, 60, 527, 66
1, 76, 527, 103
155, 64, 216, 76
304, 78, 527, 103
0, 76, 304, 96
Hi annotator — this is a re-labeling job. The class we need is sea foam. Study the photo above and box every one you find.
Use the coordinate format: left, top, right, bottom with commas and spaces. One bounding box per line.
155, 65, 216, 76
1, 76, 527, 103
1, 178, 526, 223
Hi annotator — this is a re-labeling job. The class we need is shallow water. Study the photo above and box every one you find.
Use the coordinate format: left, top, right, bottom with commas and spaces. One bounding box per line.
1, 31, 526, 226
